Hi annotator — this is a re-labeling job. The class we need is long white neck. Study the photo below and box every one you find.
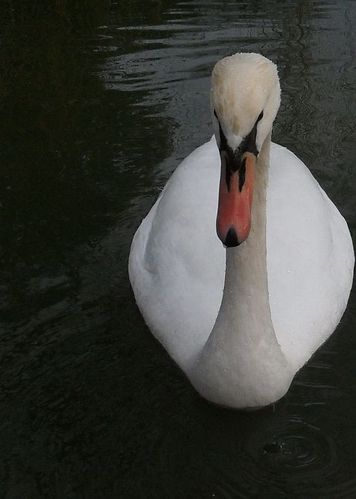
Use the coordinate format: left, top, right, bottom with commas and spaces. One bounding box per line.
190, 134, 293, 408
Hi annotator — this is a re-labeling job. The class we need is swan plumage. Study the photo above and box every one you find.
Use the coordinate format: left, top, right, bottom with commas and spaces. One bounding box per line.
129, 53, 354, 408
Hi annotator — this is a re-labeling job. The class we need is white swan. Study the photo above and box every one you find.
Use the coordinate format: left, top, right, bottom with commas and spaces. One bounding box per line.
129, 53, 354, 409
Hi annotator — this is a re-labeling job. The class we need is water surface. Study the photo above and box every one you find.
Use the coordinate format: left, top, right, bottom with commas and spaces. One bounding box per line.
1, 1, 356, 497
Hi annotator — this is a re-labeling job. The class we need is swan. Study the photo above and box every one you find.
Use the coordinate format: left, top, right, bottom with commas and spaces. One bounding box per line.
129, 53, 354, 409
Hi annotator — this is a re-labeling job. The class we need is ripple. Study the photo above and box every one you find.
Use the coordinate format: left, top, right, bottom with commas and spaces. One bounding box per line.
248, 418, 333, 473
213, 415, 356, 497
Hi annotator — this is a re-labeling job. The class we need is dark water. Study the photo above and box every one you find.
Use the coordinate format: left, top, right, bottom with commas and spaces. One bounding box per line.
1, 1, 356, 497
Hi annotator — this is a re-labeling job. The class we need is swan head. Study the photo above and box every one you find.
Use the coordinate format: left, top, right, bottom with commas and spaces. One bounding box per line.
211, 53, 281, 246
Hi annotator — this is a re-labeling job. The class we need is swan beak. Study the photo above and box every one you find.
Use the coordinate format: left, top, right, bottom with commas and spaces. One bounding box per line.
216, 152, 255, 247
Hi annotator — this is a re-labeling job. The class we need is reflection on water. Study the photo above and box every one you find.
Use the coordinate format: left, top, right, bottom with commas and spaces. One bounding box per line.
0, 0, 355, 497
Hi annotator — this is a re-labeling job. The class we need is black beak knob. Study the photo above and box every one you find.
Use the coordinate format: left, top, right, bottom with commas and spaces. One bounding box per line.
224, 227, 240, 247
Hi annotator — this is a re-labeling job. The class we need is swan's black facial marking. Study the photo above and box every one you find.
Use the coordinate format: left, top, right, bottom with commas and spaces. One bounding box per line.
238, 110, 263, 159
214, 109, 228, 151
239, 157, 247, 192
214, 110, 263, 191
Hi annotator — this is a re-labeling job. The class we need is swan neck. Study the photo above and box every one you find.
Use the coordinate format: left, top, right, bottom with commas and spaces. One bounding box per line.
190, 133, 291, 408
221, 132, 273, 343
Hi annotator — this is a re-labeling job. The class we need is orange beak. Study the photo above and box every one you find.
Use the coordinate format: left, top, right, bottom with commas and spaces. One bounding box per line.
216, 152, 255, 246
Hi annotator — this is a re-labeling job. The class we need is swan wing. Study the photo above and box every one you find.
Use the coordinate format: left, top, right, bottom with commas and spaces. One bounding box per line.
129, 137, 224, 371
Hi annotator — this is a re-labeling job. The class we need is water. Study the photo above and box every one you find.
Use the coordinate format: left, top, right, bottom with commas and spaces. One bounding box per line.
0, 1, 355, 497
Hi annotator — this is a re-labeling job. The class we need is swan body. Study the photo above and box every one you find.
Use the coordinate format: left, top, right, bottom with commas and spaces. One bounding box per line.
129, 53, 354, 408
